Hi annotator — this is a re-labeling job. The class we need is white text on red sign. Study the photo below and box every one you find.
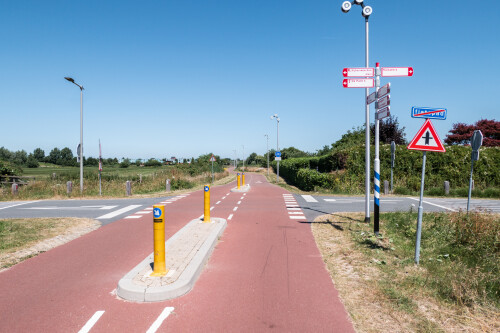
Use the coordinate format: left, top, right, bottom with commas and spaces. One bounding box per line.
342, 78, 374, 88
342, 68, 374, 77
381, 67, 414, 77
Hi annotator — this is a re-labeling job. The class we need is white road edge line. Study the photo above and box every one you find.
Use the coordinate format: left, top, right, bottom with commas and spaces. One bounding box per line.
78, 310, 105, 333
97, 205, 142, 219
407, 197, 457, 212
228, 214, 233, 220
0, 201, 36, 210
146, 307, 175, 333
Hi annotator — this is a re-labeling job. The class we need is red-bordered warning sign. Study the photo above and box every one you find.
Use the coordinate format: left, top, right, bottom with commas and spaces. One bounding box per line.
407, 119, 446, 152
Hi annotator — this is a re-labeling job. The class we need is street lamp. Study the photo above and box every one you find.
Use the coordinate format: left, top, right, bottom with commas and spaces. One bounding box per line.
264, 134, 269, 176
232, 149, 237, 168
64, 77, 84, 194
341, 0, 373, 222
242, 145, 245, 171
270, 114, 280, 182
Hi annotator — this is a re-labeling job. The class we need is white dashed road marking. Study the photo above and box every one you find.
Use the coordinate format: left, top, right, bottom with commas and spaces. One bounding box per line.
146, 307, 175, 333
78, 311, 105, 333
301, 195, 318, 202
228, 214, 233, 220
97, 205, 142, 219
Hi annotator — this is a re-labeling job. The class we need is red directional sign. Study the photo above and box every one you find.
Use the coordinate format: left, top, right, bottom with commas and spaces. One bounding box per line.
381, 67, 414, 77
407, 119, 446, 152
342, 78, 374, 88
376, 106, 390, 120
377, 83, 391, 98
376, 94, 390, 109
366, 92, 376, 105
342, 67, 374, 77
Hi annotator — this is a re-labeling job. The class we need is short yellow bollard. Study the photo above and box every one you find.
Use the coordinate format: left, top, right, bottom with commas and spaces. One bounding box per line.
151, 205, 167, 277
203, 185, 211, 223
237, 173, 241, 189
242, 172, 245, 186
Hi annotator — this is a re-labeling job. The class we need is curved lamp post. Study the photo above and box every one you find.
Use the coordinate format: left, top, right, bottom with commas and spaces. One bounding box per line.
64, 77, 84, 194
341, 0, 373, 222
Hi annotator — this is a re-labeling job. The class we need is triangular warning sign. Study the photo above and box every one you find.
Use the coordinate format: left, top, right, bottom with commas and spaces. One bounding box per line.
210, 155, 216, 162
407, 119, 446, 152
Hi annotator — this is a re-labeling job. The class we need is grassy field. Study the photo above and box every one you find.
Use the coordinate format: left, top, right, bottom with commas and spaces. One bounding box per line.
312, 211, 499, 332
1, 163, 230, 200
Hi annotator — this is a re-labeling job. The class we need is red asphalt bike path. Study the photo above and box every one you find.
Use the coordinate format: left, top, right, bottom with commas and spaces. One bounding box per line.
0, 173, 354, 332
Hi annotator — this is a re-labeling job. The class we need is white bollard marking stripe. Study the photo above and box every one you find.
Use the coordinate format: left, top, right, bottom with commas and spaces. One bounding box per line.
146, 307, 175, 333
78, 310, 105, 333
97, 205, 142, 219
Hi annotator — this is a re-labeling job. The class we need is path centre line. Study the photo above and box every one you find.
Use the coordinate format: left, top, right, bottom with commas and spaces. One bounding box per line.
97, 205, 142, 219
237, 201, 241, 205
233, 207, 238, 212
240, 196, 244, 200
228, 214, 233, 220
146, 307, 175, 333
407, 197, 457, 212
0, 201, 36, 210
216, 201, 221, 205
78, 310, 105, 333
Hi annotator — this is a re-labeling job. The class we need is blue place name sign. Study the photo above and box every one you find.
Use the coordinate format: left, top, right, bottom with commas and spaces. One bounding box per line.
411, 107, 447, 120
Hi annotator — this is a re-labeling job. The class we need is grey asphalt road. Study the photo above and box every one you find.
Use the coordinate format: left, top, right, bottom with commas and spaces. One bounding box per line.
0, 196, 176, 225
294, 194, 500, 222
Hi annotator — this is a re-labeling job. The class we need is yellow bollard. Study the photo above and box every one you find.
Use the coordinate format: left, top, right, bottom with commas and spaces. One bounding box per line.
237, 173, 241, 189
203, 185, 211, 223
242, 172, 245, 186
151, 205, 167, 277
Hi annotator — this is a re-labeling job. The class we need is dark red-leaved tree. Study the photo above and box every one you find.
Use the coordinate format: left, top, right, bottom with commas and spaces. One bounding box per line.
445, 119, 500, 147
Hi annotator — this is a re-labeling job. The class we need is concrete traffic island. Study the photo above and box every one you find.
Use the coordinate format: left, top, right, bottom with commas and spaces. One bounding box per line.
230, 184, 250, 193
117, 217, 227, 302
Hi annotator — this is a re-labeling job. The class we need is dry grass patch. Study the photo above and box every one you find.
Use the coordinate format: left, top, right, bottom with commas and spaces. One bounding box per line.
0, 217, 100, 269
312, 212, 499, 333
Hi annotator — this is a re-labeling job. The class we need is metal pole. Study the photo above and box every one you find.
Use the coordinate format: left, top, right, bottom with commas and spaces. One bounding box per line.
211, 160, 214, 183
242, 145, 245, 171
266, 135, 269, 176
414, 151, 427, 265
80, 88, 83, 194
277, 118, 280, 183
374, 62, 380, 234
467, 159, 474, 213
364, 17, 370, 222
390, 167, 393, 193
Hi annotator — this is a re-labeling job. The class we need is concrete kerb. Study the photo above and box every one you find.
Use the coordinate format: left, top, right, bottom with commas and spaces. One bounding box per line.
230, 184, 251, 193
117, 217, 227, 302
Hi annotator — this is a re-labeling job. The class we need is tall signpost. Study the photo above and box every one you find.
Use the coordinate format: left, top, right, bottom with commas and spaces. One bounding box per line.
265, 134, 270, 176
408, 117, 447, 264
98, 139, 102, 196
341, 0, 373, 223
370, 63, 413, 234
271, 114, 280, 182
390, 141, 396, 193
467, 130, 483, 213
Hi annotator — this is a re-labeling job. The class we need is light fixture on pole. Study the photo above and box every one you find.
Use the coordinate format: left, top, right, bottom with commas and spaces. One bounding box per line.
65, 77, 84, 194
341, 0, 373, 222
270, 114, 280, 182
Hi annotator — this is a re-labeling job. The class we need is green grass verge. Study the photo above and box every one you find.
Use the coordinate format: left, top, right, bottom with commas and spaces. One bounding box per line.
350, 211, 499, 307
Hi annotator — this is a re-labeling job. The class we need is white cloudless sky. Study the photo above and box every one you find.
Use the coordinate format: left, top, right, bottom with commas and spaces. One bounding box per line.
1, 1, 498, 161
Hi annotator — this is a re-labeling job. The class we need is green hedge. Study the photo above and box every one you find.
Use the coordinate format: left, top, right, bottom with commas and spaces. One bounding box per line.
272, 145, 500, 194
